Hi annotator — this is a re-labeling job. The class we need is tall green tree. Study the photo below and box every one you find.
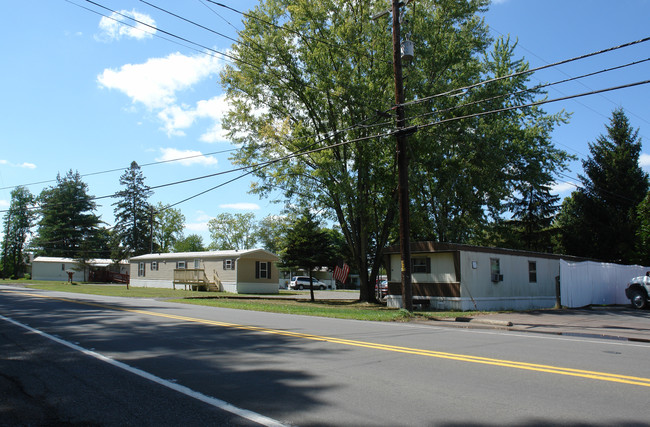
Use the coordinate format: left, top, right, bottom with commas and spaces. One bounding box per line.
1, 186, 35, 278
173, 234, 206, 253
112, 161, 153, 259
256, 214, 292, 254
280, 210, 337, 301
557, 109, 648, 263
33, 170, 101, 258
409, 37, 570, 245
221, 0, 569, 302
208, 212, 258, 250
153, 202, 185, 253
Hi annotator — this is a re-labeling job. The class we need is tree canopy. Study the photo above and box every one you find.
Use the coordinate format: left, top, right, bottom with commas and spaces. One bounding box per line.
221, 0, 570, 301
153, 202, 185, 253
208, 212, 258, 250
1, 186, 34, 278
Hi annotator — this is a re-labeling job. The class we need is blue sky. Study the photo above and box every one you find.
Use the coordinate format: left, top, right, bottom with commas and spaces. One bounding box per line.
1, 0, 649, 246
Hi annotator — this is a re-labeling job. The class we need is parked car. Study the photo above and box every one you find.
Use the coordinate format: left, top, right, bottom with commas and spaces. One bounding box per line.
375, 280, 388, 299
289, 276, 332, 290
625, 275, 650, 309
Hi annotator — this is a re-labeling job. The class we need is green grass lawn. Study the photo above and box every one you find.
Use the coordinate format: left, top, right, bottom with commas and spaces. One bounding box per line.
1, 279, 477, 321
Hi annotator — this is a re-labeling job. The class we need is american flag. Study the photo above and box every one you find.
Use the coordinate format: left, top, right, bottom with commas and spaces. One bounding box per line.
333, 263, 350, 284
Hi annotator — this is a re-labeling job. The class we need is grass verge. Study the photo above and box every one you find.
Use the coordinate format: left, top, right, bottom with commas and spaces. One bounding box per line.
2, 280, 479, 321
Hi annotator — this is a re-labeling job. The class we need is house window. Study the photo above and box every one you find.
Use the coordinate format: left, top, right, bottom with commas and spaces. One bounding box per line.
490, 258, 501, 282
528, 261, 537, 283
194, 259, 201, 269
151, 261, 158, 271
176, 261, 186, 269
223, 259, 235, 270
411, 257, 431, 274
138, 262, 145, 277
256, 261, 272, 279
61, 263, 65, 271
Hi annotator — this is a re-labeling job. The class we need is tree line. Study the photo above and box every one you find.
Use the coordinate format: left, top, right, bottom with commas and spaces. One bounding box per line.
0, 159, 348, 280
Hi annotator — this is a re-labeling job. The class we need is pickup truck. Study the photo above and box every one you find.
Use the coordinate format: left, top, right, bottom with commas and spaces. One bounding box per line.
625, 276, 650, 309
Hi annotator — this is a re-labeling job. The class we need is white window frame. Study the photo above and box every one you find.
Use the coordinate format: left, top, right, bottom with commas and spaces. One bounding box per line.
151, 261, 158, 271
138, 262, 146, 277
177, 261, 186, 269
194, 259, 201, 269
528, 261, 537, 283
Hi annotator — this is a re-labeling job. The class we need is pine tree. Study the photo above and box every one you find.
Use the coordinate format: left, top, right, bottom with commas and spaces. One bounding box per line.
33, 171, 101, 258
112, 161, 153, 259
557, 109, 648, 263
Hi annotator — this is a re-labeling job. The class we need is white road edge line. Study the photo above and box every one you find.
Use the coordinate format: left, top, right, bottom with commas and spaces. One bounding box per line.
0, 314, 288, 427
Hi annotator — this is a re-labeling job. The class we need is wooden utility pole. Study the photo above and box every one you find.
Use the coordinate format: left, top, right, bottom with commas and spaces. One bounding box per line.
391, 0, 413, 311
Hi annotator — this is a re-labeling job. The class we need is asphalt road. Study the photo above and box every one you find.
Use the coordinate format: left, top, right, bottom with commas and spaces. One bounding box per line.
1, 285, 650, 426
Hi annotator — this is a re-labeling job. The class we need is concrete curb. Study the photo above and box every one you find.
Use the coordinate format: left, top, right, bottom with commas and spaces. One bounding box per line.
455, 317, 514, 327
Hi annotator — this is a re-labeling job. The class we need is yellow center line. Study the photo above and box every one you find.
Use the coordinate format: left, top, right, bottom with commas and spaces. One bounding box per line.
6, 289, 650, 387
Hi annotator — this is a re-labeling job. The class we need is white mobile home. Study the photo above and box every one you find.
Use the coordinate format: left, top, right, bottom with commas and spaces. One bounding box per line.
384, 242, 584, 311
129, 249, 280, 294
31, 257, 129, 282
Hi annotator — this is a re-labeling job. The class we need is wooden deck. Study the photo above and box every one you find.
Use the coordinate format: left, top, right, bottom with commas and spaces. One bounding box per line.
173, 269, 219, 291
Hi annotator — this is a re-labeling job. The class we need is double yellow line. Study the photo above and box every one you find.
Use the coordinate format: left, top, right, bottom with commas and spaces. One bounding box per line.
7, 289, 650, 388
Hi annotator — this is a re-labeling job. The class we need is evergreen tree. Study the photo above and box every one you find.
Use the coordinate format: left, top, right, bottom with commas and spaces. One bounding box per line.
33, 171, 101, 258
280, 210, 337, 301
637, 193, 650, 264
1, 186, 34, 278
557, 109, 648, 263
112, 161, 153, 259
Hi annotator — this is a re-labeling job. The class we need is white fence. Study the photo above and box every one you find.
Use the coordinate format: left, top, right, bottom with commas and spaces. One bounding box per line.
560, 260, 650, 307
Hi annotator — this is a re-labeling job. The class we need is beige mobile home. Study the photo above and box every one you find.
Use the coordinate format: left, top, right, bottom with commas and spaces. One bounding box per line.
129, 249, 279, 294
384, 242, 578, 311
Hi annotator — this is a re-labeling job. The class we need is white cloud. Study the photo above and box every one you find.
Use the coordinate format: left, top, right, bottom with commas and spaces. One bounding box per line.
640, 153, 650, 167
156, 148, 218, 167
184, 211, 213, 233
0, 159, 36, 169
552, 181, 576, 194
97, 52, 223, 110
96, 10, 156, 42
219, 203, 260, 210
0, 200, 9, 208
157, 95, 230, 141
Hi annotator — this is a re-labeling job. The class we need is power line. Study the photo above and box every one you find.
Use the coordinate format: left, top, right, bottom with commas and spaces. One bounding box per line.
78, 0, 262, 70
417, 79, 650, 131
398, 35, 650, 110
3, 79, 646, 217
403, 56, 650, 125
0, 148, 236, 191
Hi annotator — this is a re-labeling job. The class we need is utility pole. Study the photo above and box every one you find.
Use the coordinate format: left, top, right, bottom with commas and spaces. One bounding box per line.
391, 0, 413, 312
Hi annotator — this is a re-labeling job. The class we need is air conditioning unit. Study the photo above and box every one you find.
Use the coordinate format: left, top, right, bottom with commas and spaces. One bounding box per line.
491, 273, 503, 282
